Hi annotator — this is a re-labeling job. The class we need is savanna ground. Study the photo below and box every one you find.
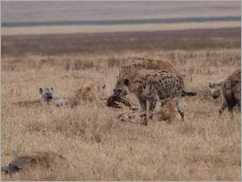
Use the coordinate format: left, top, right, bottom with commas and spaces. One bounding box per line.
1, 27, 241, 180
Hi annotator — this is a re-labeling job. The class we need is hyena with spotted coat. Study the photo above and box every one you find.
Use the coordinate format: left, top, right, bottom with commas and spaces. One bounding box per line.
112, 69, 195, 125
107, 56, 196, 109
208, 69, 241, 116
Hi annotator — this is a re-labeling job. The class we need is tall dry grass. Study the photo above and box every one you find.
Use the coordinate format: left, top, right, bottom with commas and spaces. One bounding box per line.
1, 28, 241, 180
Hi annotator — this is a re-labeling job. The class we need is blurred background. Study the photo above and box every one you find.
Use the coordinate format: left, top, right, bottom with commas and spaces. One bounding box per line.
1, 1, 241, 35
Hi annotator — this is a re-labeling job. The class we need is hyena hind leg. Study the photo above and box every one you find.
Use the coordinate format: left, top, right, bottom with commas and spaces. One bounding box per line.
173, 97, 184, 121
148, 96, 158, 120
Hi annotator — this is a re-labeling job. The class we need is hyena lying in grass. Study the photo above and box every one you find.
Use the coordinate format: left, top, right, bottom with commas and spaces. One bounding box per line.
112, 69, 195, 125
1, 151, 65, 174
39, 81, 106, 107
14, 87, 54, 107
106, 56, 196, 110
38, 87, 74, 107
39, 87, 76, 107
208, 69, 241, 116
16, 80, 107, 108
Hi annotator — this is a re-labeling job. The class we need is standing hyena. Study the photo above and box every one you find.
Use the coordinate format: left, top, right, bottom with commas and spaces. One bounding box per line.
208, 69, 241, 116
112, 69, 195, 125
106, 56, 196, 109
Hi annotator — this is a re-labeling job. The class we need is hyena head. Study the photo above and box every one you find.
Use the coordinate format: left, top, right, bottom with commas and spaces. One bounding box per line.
112, 78, 130, 98
1, 153, 36, 174
39, 87, 53, 102
208, 79, 225, 99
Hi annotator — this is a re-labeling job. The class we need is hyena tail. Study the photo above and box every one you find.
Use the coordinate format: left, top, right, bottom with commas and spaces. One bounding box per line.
182, 88, 197, 96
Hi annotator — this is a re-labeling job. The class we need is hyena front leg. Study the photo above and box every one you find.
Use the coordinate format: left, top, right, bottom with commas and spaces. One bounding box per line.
219, 101, 227, 115
148, 95, 158, 120
137, 96, 148, 125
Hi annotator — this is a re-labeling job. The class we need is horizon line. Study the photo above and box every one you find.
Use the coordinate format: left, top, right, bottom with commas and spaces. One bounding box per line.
2, 16, 241, 28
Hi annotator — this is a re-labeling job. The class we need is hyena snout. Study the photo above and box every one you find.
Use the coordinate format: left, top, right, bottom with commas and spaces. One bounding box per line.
112, 88, 127, 98
211, 89, 220, 99
46, 93, 53, 100
1, 164, 20, 174
212, 94, 219, 99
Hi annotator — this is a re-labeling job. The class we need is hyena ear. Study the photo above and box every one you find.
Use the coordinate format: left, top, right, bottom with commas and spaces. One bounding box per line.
124, 78, 130, 86
39, 88, 43, 94
208, 81, 214, 88
217, 79, 225, 86
51, 87, 54, 91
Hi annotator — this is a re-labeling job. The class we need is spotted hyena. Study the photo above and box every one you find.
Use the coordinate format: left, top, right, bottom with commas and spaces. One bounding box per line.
1, 151, 65, 174
39, 87, 54, 104
208, 69, 241, 116
39, 80, 107, 107
112, 69, 195, 125
39, 87, 74, 107
107, 56, 196, 109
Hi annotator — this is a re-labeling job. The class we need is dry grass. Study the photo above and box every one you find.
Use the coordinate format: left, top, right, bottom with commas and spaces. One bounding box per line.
1, 28, 241, 181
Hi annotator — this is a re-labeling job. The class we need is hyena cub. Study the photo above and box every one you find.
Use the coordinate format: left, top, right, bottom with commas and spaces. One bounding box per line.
208, 69, 241, 116
112, 70, 194, 125
1, 151, 65, 174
